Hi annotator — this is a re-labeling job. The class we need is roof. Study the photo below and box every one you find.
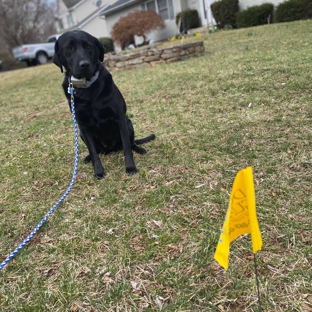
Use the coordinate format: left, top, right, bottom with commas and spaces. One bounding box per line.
63, 0, 84, 9
99, 0, 140, 16
62, 3, 109, 31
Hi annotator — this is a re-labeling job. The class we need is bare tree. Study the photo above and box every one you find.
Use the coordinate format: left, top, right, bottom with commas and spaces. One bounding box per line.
111, 10, 165, 50
0, 0, 56, 51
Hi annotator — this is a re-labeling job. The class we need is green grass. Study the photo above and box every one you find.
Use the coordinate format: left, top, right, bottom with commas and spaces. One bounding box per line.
1, 20, 312, 311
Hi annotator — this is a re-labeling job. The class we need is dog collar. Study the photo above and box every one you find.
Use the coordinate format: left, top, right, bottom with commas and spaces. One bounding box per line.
70, 71, 99, 88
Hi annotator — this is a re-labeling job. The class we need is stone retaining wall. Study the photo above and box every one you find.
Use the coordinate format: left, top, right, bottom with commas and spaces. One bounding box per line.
103, 41, 205, 70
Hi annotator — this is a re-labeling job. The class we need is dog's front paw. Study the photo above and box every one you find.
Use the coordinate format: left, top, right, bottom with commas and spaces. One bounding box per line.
126, 166, 138, 175
94, 171, 105, 180
94, 163, 105, 179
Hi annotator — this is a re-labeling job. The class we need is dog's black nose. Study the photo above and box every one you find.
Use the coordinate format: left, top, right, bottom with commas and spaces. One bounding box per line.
79, 60, 90, 68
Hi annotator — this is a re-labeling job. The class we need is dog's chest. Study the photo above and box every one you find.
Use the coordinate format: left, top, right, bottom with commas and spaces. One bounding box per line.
76, 101, 120, 126
93, 104, 120, 123
89, 105, 120, 141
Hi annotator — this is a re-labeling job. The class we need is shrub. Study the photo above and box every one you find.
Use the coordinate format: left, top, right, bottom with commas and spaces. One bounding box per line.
98, 37, 114, 53
236, 3, 274, 28
274, 0, 312, 23
176, 9, 201, 34
0, 51, 26, 71
211, 0, 239, 29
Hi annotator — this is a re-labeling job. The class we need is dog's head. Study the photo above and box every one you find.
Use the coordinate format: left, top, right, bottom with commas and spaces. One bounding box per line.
53, 30, 104, 79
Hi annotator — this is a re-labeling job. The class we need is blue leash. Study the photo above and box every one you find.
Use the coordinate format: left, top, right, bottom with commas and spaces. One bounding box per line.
0, 95, 79, 271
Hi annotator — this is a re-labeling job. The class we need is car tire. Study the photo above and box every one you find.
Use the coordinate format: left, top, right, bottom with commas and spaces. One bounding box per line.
36, 52, 48, 65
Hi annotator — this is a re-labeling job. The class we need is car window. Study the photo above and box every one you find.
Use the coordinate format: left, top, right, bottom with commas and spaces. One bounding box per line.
47, 37, 57, 43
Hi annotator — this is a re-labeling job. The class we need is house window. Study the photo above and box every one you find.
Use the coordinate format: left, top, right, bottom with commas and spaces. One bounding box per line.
58, 18, 64, 30
141, 0, 174, 20
67, 13, 74, 27
157, 0, 168, 20
146, 0, 156, 11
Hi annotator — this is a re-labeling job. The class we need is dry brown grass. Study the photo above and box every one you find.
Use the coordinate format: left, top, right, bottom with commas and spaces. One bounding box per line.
0, 20, 312, 311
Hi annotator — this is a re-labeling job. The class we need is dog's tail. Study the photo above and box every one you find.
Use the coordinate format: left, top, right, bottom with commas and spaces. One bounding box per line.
135, 134, 156, 145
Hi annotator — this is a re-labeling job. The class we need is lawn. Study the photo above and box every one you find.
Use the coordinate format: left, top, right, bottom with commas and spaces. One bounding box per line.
0, 20, 312, 311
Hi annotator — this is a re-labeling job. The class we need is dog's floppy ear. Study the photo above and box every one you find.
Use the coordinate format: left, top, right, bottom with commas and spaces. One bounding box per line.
94, 37, 104, 62
53, 40, 63, 73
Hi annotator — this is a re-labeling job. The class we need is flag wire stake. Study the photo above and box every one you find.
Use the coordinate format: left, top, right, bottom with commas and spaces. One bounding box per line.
254, 253, 263, 312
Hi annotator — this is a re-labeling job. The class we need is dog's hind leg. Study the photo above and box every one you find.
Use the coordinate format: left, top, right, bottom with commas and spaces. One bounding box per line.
119, 116, 138, 174
132, 134, 155, 154
132, 144, 147, 154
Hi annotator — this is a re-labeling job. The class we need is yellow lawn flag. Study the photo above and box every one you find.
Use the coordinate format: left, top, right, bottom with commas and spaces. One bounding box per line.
214, 167, 262, 270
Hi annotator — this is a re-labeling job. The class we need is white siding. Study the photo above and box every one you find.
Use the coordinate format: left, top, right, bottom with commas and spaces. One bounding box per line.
79, 16, 109, 38
181, 0, 188, 11
172, 0, 183, 13
74, 0, 103, 23
188, 0, 200, 12
56, 0, 70, 32
56, 0, 110, 34
239, 0, 284, 11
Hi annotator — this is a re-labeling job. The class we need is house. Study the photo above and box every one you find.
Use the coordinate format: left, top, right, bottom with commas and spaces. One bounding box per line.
54, 0, 286, 47
99, 0, 212, 44
55, 0, 111, 38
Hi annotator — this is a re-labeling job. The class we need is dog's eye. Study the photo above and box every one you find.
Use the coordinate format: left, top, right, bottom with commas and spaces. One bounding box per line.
67, 46, 72, 50
86, 45, 91, 50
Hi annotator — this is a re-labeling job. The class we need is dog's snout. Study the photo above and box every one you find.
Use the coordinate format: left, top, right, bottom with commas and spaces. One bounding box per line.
79, 60, 90, 68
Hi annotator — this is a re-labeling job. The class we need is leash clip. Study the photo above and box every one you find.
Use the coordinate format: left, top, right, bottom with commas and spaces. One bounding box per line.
67, 82, 75, 100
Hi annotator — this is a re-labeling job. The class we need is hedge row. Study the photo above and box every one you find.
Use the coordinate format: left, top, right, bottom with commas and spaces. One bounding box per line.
275, 0, 312, 23
211, 0, 312, 29
236, 3, 274, 28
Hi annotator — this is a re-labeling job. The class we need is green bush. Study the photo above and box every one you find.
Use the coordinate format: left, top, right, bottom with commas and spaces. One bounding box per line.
176, 9, 201, 34
211, 0, 239, 29
274, 0, 312, 23
236, 3, 274, 28
98, 37, 114, 53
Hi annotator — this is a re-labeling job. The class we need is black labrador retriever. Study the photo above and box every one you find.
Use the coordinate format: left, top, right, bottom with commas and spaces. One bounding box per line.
53, 30, 155, 179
